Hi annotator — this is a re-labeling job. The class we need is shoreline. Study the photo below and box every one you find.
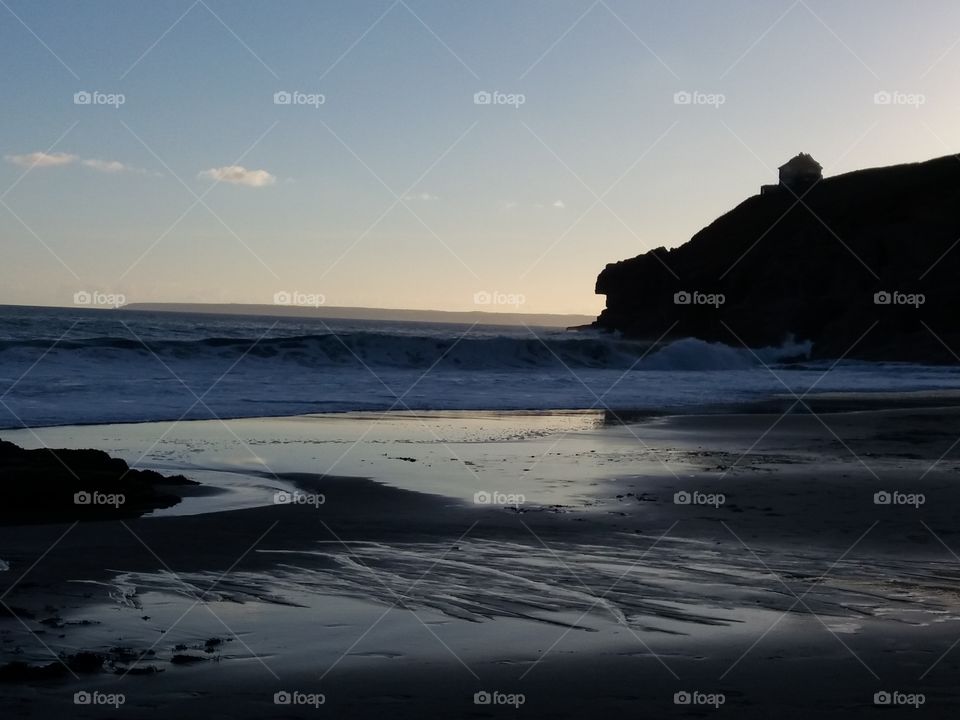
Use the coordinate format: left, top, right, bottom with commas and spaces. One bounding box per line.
6, 385, 960, 434
3, 402, 960, 716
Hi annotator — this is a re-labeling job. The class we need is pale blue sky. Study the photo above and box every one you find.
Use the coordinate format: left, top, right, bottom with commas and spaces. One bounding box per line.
2, 0, 959, 314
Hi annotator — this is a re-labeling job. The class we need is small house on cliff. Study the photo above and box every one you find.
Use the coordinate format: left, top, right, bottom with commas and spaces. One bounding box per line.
761, 153, 823, 195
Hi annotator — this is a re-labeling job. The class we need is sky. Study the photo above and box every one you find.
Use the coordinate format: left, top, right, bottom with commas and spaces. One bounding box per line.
2, 0, 960, 316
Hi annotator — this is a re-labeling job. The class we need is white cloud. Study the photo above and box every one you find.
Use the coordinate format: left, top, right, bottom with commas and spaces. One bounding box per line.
81, 158, 131, 173
5, 151, 77, 168
6, 151, 147, 175
507, 200, 565, 210
199, 165, 276, 187
404, 192, 438, 201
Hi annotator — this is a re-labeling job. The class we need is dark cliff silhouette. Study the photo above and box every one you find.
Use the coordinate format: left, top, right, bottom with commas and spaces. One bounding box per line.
594, 153, 960, 362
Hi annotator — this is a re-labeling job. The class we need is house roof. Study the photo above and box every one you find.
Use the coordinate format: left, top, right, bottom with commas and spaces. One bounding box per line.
779, 153, 823, 172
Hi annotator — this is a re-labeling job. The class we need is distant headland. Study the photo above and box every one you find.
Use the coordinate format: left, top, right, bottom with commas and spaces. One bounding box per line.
122, 303, 594, 329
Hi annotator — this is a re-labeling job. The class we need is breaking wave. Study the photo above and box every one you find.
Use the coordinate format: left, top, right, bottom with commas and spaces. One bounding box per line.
0, 332, 812, 372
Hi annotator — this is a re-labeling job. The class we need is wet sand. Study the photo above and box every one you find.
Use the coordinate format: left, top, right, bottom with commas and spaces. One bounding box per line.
3, 404, 960, 717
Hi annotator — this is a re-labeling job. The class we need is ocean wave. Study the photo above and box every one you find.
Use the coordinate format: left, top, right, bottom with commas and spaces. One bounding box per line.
0, 332, 811, 372
642, 336, 813, 371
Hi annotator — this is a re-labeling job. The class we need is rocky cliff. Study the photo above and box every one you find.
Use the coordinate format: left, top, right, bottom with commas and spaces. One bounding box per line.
594, 154, 960, 362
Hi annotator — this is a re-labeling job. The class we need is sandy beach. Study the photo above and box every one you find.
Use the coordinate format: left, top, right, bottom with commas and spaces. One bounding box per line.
2, 401, 960, 717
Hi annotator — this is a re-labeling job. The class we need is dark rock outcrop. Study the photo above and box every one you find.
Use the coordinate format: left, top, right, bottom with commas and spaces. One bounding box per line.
594, 154, 960, 362
0, 439, 196, 525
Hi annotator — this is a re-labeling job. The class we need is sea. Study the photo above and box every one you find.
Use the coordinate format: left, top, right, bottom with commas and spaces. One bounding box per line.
1, 304, 959, 429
